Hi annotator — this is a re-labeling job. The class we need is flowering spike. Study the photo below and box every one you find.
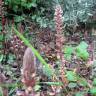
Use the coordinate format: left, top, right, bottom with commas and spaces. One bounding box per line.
54, 4, 65, 61
54, 4, 67, 84
21, 47, 36, 94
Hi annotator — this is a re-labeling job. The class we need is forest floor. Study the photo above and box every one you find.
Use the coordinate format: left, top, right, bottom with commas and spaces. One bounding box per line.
0, 21, 95, 96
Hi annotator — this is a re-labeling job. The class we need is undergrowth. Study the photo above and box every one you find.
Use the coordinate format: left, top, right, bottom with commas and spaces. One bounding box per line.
0, 1, 96, 96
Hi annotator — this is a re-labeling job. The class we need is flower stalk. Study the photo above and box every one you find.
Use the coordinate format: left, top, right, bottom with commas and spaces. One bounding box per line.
54, 4, 67, 85
54, 4, 65, 65
21, 47, 36, 95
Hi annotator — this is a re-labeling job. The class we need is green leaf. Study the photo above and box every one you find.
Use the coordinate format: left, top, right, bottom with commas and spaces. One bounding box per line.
93, 78, 96, 86
0, 45, 3, 49
27, 2, 37, 8
34, 85, 41, 91
64, 46, 73, 54
64, 46, 74, 60
14, 16, 24, 22
7, 54, 15, 63
66, 71, 77, 82
21, 1, 27, 7
76, 41, 89, 60
0, 34, 3, 41
76, 50, 89, 60
68, 82, 77, 88
0, 87, 3, 96
76, 41, 88, 51
43, 65, 54, 77
0, 54, 3, 62
0, 25, 2, 31
13, 5, 18, 12
40, 82, 63, 86
64, 54, 71, 60
81, 42, 88, 49
32, 15, 36, 20
90, 87, 96, 95
78, 78, 88, 87
13, 0, 21, 5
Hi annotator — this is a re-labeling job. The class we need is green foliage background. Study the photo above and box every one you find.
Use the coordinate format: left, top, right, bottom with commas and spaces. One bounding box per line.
3, 0, 96, 28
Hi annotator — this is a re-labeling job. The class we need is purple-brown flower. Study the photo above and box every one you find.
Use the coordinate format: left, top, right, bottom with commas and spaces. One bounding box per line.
54, 4, 65, 61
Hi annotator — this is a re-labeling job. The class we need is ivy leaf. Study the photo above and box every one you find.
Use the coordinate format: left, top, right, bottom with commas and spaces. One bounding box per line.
66, 71, 77, 82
